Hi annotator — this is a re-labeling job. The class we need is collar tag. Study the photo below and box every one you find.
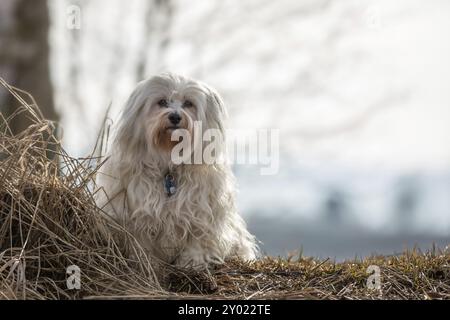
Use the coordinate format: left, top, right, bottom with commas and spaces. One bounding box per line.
164, 173, 177, 197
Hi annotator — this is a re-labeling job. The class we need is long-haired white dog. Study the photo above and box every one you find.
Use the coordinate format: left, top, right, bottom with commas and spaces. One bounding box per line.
96, 73, 258, 269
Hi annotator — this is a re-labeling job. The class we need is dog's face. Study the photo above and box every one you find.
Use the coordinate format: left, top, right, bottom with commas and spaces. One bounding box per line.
116, 73, 227, 158
144, 80, 202, 152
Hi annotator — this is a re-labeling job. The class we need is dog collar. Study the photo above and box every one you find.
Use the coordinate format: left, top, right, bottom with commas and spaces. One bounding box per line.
164, 173, 177, 197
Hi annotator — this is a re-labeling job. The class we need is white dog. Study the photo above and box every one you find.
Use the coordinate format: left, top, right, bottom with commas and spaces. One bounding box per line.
96, 73, 258, 269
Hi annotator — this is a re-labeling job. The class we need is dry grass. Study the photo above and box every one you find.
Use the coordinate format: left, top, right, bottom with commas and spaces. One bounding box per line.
0, 78, 166, 299
0, 78, 449, 300
208, 250, 450, 299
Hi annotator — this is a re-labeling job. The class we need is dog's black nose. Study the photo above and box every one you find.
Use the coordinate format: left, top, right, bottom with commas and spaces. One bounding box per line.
168, 112, 182, 125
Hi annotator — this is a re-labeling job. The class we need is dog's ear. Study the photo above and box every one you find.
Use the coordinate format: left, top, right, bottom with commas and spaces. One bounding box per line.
114, 82, 148, 157
205, 85, 228, 134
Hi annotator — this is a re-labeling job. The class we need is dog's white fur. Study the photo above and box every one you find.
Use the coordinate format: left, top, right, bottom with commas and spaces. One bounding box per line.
96, 73, 258, 269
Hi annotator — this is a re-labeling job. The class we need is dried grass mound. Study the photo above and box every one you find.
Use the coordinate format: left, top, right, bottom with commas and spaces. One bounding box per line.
0, 78, 164, 299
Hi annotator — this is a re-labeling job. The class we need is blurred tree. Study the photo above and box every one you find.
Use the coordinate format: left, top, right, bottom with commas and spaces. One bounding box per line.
136, 0, 174, 81
323, 189, 348, 224
0, 0, 57, 134
394, 175, 421, 231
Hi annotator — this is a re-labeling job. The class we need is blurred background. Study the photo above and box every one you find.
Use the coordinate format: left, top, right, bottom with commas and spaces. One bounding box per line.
0, 0, 449, 260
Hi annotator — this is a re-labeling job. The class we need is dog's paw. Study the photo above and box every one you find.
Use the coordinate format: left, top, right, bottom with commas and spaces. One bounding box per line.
176, 244, 225, 270
176, 248, 208, 270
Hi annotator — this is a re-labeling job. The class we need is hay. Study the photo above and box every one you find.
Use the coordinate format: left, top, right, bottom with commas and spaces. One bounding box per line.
0, 78, 449, 300
210, 250, 450, 299
0, 78, 165, 299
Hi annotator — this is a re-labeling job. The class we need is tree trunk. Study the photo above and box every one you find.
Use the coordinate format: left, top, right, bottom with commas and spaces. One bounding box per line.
0, 0, 57, 134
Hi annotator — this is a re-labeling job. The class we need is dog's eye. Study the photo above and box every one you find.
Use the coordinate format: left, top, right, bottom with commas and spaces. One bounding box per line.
183, 100, 194, 108
158, 99, 168, 107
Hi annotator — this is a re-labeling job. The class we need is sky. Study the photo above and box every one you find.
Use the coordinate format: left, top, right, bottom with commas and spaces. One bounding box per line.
50, 0, 450, 171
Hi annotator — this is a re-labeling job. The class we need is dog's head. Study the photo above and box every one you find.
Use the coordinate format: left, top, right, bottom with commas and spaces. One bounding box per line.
115, 73, 227, 159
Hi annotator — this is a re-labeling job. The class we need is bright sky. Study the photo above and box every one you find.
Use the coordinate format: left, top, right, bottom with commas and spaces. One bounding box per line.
50, 0, 450, 173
